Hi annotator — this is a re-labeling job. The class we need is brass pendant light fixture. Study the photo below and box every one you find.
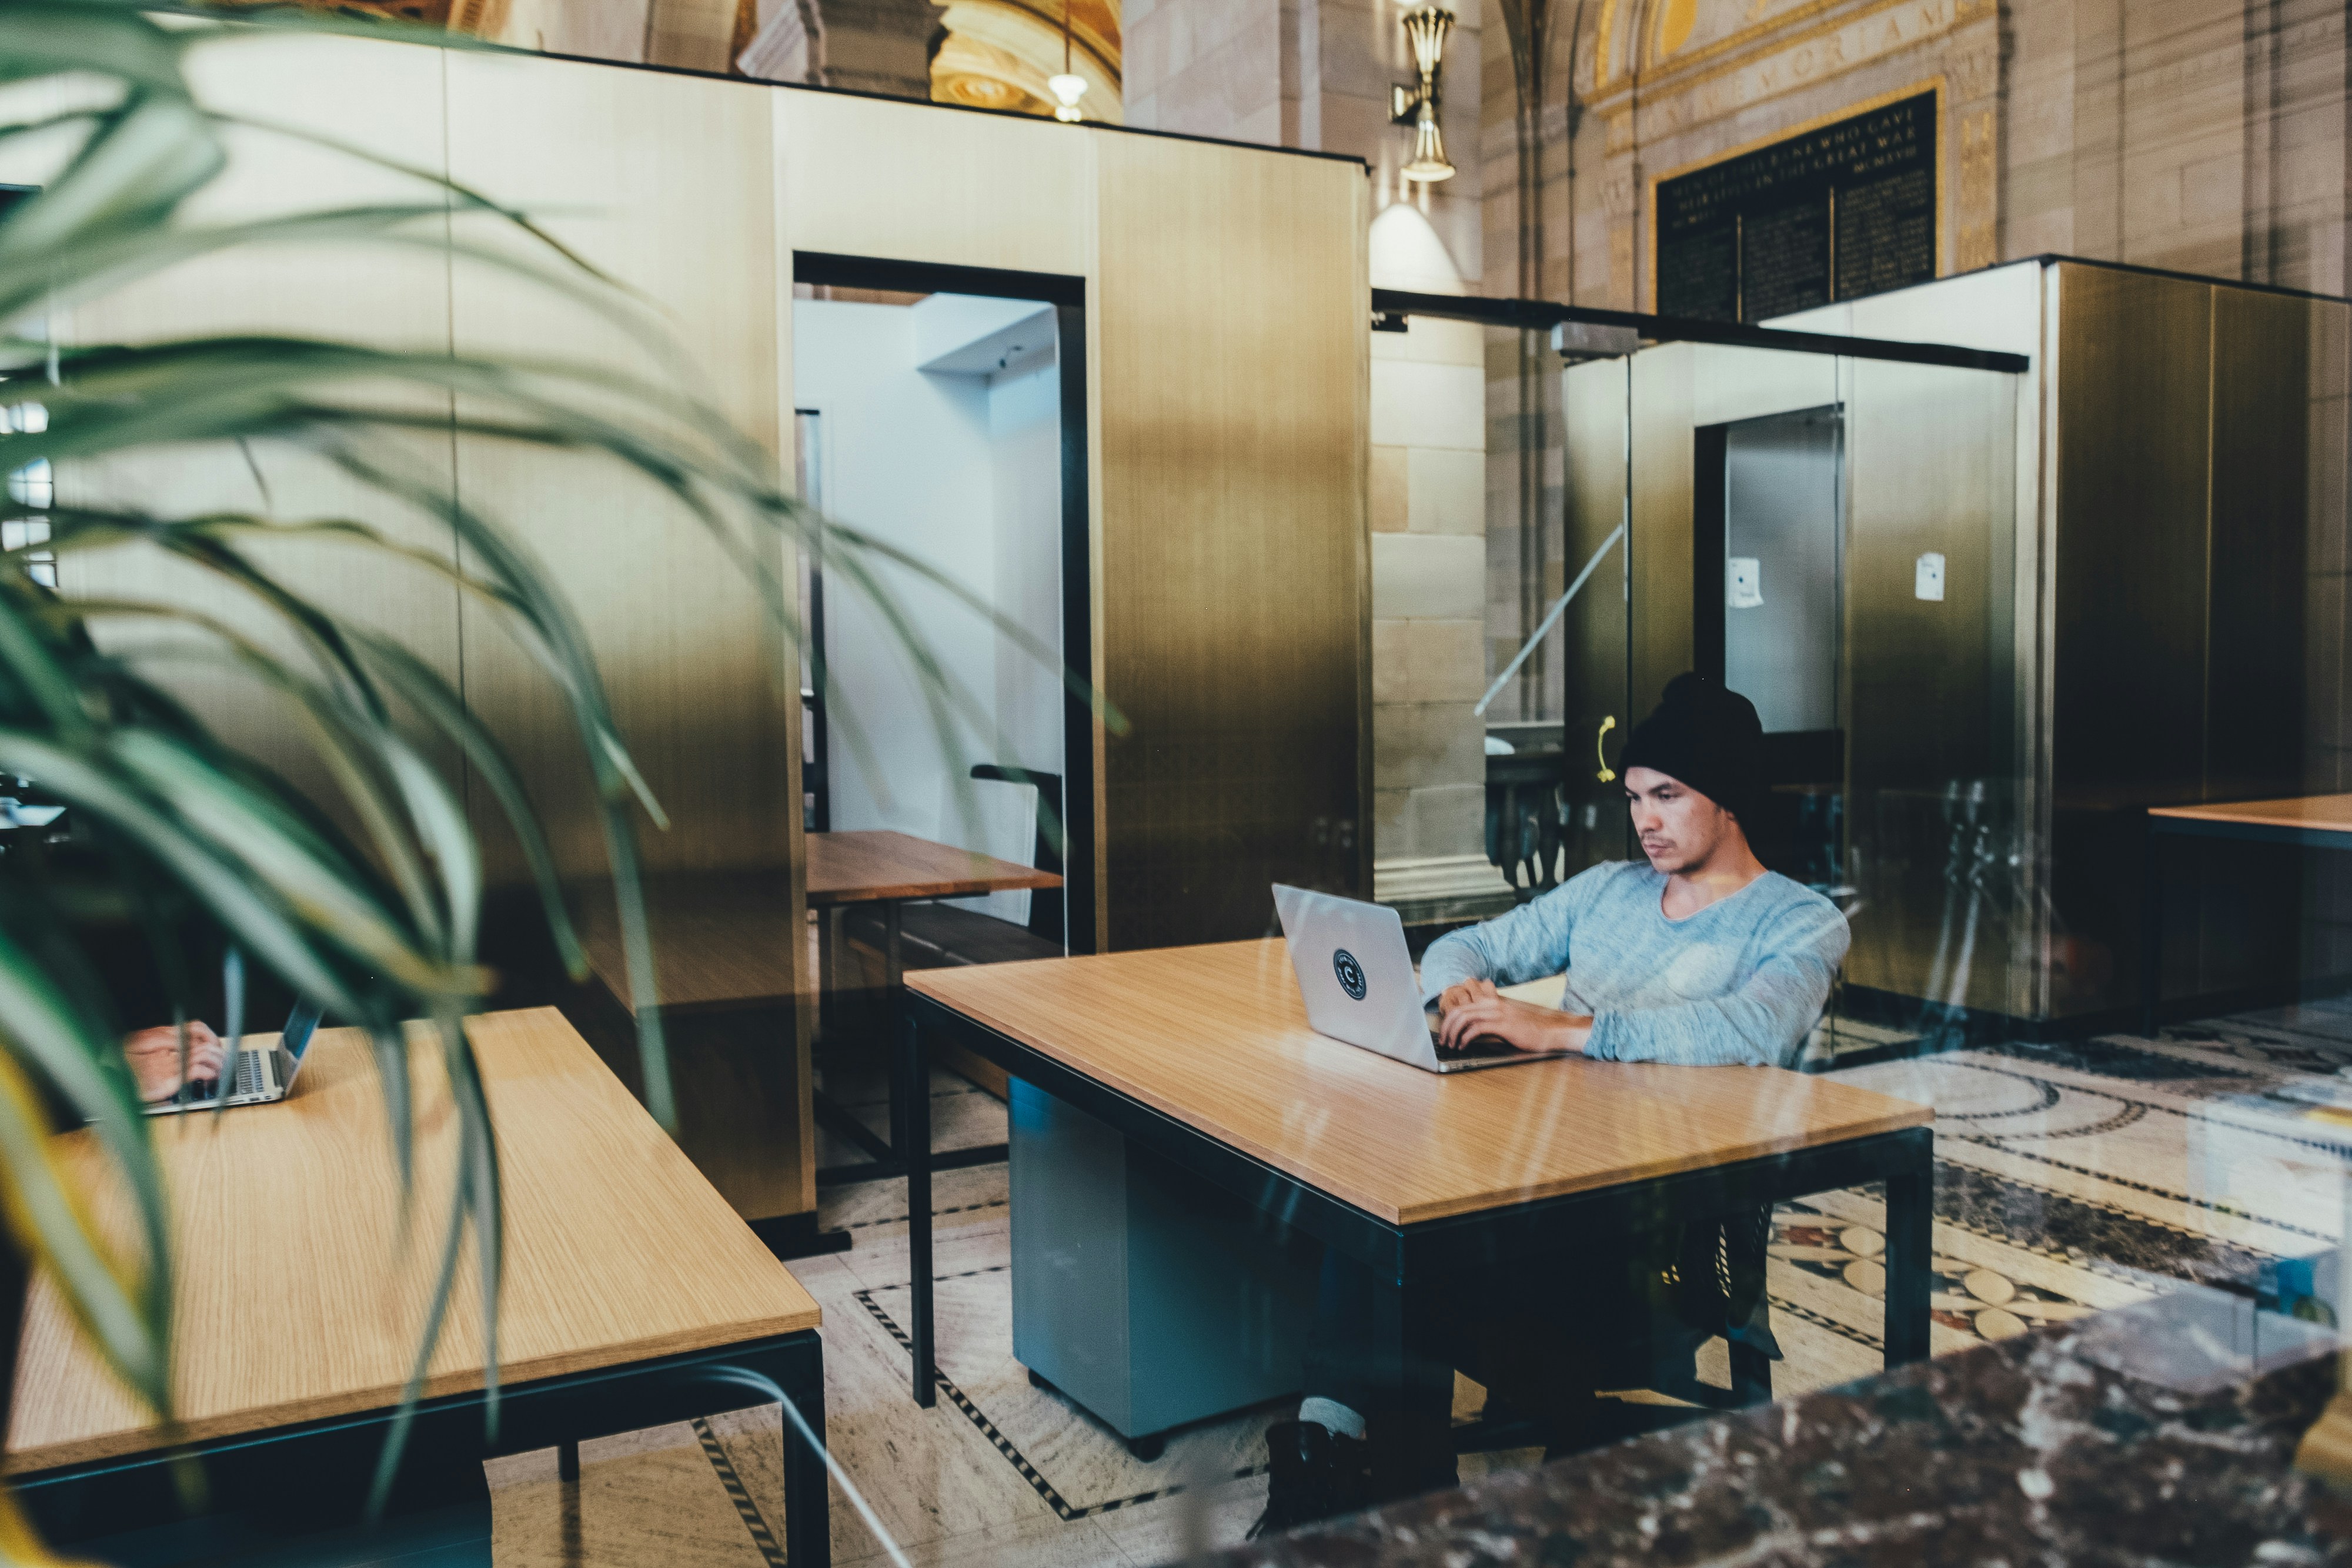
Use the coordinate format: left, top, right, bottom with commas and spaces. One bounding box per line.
1048, 0, 1087, 122
1391, 4, 1456, 182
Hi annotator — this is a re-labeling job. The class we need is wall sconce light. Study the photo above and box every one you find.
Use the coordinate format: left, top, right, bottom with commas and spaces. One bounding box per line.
1391, 5, 1455, 182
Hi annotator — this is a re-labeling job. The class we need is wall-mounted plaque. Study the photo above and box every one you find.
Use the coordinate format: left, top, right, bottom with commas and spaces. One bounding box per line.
1655, 90, 1938, 325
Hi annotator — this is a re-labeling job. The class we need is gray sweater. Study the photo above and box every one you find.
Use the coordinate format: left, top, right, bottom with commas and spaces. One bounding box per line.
1418, 861, 1850, 1068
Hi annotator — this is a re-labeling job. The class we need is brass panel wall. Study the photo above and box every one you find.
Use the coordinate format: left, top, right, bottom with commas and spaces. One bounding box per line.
1091, 133, 1369, 950
1559, 355, 1633, 875
442, 51, 809, 1220
1626, 345, 1698, 738
445, 51, 796, 886
66, 36, 817, 1223
776, 92, 1092, 280
1841, 359, 2019, 1014
2049, 263, 2214, 1015
55, 35, 466, 838
2176, 288, 2317, 999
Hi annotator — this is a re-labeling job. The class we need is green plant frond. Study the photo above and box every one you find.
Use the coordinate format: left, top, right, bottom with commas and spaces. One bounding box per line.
437, 1011, 501, 1409
122, 526, 391, 717
21, 333, 775, 489
0, 582, 95, 740
0, 954, 169, 1413
201, 105, 632, 297
314, 440, 669, 827
0, 203, 465, 329
352, 633, 588, 981
0, 93, 224, 265
65, 601, 457, 955
0, 728, 412, 1021
27, 349, 1117, 745
106, 730, 477, 994
0, 4, 193, 99
0, 8, 1132, 1526
380, 741, 479, 964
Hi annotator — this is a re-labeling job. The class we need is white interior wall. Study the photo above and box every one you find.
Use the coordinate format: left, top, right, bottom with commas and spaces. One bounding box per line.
985, 357, 1065, 925
794, 296, 1064, 926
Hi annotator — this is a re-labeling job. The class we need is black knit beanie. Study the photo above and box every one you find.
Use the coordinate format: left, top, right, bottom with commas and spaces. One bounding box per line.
1617, 673, 1764, 823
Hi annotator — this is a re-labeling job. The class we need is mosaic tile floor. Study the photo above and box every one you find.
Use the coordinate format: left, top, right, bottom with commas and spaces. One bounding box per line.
485, 995, 2352, 1567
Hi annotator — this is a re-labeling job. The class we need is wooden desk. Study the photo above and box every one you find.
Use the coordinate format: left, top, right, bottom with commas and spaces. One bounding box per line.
901, 941, 1934, 1484
807, 829, 1061, 908
6, 1009, 830, 1564
806, 831, 1060, 1186
2143, 795, 2352, 1034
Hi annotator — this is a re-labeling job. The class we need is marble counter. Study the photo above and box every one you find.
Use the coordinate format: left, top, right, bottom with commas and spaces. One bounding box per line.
1219, 1286, 2352, 1567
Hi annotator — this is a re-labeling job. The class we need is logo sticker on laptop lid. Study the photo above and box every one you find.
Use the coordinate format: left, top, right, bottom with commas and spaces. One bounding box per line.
1332, 949, 1367, 1000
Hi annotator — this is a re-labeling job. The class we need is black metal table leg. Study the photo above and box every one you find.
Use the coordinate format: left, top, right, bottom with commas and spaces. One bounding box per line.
776, 1336, 832, 1568
1371, 1258, 1456, 1504
902, 1004, 936, 1407
884, 901, 904, 1158
2142, 814, 2164, 1038
1881, 1129, 1934, 1365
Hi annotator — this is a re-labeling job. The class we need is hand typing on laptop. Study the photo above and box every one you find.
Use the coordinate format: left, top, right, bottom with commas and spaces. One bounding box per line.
122, 1022, 227, 1104
1432, 978, 1594, 1057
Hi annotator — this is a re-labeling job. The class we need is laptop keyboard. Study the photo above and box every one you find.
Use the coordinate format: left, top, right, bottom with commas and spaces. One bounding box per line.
181, 1051, 268, 1106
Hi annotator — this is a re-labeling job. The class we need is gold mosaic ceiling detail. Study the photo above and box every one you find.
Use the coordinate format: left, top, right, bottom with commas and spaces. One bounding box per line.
932, 0, 1123, 124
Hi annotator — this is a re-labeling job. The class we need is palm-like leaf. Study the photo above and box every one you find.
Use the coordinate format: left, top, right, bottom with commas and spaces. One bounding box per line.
0, 0, 1125, 1521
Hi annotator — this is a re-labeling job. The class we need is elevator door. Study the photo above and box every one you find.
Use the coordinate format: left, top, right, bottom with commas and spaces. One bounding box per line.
1695, 403, 1845, 882
1722, 406, 1842, 744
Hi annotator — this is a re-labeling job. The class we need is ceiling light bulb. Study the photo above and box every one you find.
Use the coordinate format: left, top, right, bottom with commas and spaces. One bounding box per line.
1048, 72, 1087, 122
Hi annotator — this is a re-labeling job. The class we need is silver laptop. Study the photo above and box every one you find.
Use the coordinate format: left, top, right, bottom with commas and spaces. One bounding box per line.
1272, 885, 1576, 1074
146, 1002, 324, 1116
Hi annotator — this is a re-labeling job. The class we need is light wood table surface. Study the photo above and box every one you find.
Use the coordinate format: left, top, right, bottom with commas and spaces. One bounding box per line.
576, 871, 797, 1016
908, 939, 1927, 1225
573, 833, 1063, 1017
2143, 794, 2352, 1034
5, 1009, 828, 1560
896, 938, 1937, 1454
2149, 794, 2352, 834
573, 837, 1061, 1199
806, 829, 1061, 907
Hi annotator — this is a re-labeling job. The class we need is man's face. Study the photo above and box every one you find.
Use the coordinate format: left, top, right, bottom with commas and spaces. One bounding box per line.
1624, 765, 1736, 873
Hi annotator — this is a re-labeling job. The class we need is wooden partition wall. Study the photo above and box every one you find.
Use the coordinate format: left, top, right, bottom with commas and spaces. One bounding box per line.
36, 31, 1371, 1230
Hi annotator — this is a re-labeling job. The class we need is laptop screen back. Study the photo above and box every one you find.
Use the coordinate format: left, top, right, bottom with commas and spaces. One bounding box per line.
279, 1001, 323, 1084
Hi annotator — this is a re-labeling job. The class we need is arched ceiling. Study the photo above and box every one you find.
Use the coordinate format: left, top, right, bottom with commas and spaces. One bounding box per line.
1589, 0, 1825, 93
933, 0, 1122, 124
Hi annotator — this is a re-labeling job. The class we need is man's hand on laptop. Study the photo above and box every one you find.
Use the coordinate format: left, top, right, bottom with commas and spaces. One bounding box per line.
123, 1022, 226, 1103
1435, 980, 1593, 1056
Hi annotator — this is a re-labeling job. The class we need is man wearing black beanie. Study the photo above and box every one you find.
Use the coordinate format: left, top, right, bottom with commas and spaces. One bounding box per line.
1257, 673, 1851, 1537
1424, 670, 1840, 1059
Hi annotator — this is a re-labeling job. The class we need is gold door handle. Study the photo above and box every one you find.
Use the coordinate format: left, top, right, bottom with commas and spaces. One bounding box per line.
1595, 715, 1617, 783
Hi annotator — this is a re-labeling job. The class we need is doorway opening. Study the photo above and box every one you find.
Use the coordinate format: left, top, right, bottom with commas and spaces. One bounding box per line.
791, 252, 1093, 957
1695, 404, 1846, 884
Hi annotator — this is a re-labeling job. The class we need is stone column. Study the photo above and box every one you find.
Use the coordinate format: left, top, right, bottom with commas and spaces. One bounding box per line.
1369, 205, 1515, 923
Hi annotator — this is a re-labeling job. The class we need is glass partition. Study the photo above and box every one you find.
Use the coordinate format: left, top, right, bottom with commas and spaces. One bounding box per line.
1464, 312, 2023, 1055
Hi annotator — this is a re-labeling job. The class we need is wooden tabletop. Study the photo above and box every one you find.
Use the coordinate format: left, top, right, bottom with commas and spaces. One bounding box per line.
5, 1008, 820, 1475
2149, 794, 2352, 834
576, 871, 799, 1016
907, 940, 1932, 1227
807, 830, 1061, 906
